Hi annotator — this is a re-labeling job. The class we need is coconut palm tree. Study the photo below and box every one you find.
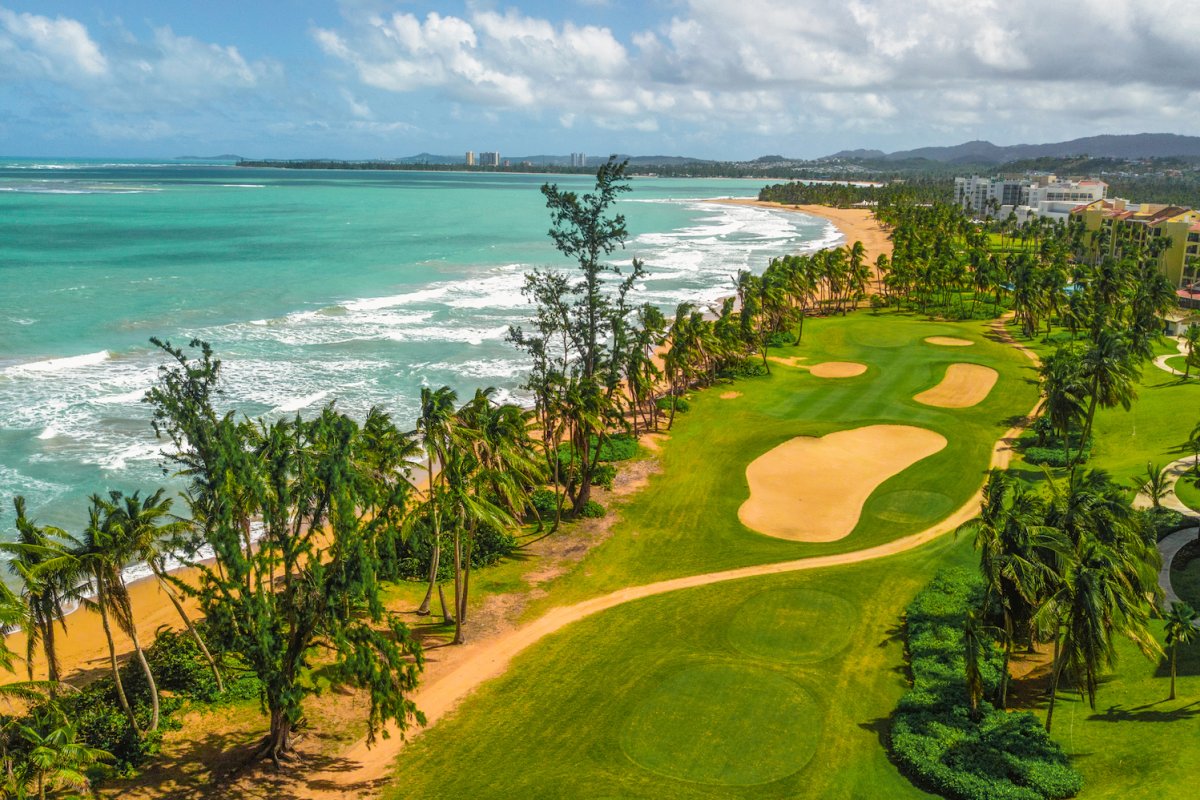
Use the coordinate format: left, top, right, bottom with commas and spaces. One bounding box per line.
1132, 462, 1172, 509
415, 386, 459, 618
1164, 601, 1198, 701
9, 708, 109, 800
0, 500, 77, 691
1074, 330, 1139, 476
1039, 347, 1087, 467
1044, 538, 1160, 733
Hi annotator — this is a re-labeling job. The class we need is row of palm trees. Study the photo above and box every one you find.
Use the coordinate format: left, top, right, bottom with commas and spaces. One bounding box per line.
960, 469, 1163, 729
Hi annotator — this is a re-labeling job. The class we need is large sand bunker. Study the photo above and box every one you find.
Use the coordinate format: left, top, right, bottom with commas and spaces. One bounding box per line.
809, 361, 867, 378
914, 363, 998, 408
738, 425, 947, 542
924, 336, 974, 347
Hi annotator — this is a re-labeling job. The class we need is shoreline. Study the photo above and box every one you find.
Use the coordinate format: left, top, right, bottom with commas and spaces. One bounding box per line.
710, 198, 893, 268
0, 199, 885, 690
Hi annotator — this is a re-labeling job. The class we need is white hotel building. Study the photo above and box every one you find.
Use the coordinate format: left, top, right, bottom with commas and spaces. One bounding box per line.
954, 175, 1107, 223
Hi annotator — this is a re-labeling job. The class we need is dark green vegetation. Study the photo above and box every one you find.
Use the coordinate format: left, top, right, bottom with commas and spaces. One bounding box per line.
891, 570, 1081, 800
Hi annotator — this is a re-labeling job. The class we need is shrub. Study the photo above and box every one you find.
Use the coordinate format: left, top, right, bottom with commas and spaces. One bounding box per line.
719, 359, 768, 378
593, 463, 617, 490
1020, 433, 1092, 467
765, 331, 794, 348
1143, 505, 1186, 542
889, 569, 1082, 800
529, 488, 561, 522
580, 500, 606, 519
656, 396, 690, 414
597, 434, 638, 462
471, 524, 518, 567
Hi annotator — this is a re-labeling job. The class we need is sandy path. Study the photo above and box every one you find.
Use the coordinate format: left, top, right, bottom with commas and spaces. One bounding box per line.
924, 336, 974, 347
738, 426, 946, 542
714, 200, 893, 268
719, 391, 742, 400
300, 318, 1040, 798
914, 364, 998, 409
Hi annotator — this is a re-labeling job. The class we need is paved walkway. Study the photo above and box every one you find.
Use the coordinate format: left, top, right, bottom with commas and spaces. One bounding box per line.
1152, 336, 1194, 378
1133, 455, 1200, 607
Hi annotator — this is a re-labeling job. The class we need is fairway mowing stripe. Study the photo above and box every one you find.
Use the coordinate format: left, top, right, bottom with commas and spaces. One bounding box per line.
301, 316, 1043, 797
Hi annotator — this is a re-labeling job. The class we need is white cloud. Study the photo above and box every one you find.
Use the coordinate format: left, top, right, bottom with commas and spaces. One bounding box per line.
0, 7, 108, 81
315, 0, 1200, 142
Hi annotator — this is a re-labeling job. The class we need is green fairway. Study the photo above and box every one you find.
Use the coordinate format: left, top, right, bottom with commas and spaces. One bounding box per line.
525, 312, 1037, 612
1173, 472, 1200, 513
385, 538, 969, 799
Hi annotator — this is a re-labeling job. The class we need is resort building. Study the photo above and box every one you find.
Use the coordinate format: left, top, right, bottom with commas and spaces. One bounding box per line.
465, 151, 475, 166
571, 152, 587, 167
1071, 199, 1200, 302
478, 151, 501, 167
955, 174, 1107, 222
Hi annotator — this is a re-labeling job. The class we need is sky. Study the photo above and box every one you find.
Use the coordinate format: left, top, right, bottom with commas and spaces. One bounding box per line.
1, 0, 1198, 160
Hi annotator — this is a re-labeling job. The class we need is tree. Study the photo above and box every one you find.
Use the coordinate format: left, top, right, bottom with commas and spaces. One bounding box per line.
145, 339, 424, 764
1163, 602, 1198, 701
0, 501, 76, 692
414, 385, 458, 620
1039, 347, 1087, 468
108, 488, 225, 694
1184, 323, 1200, 378
1132, 462, 1171, 509
8, 709, 109, 800
1073, 330, 1139, 476
511, 158, 645, 515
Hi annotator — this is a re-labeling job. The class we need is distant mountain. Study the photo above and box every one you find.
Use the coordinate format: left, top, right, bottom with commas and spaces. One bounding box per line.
822, 134, 1200, 164
175, 154, 242, 161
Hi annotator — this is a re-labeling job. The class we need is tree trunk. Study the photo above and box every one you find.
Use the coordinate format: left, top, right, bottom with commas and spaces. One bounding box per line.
438, 583, 452, 626
155, 568, 224, 693
460, 538, 472, 625
265, 706, 293, 766
1045, 635, 1064, 733
417, 456, 441, 616
1170, 645, 1177, 701
127, 623, 160, 732
97, 587, 140, 735
451, 519, 464, 645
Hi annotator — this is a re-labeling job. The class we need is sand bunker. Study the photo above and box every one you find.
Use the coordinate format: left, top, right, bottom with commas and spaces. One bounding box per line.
914, 363, 998, 409
738, 425, 947, 542
720, 391, 742, 399
809, 361, 867, 378
925, 336, 974, 347
768, 356, 807, 368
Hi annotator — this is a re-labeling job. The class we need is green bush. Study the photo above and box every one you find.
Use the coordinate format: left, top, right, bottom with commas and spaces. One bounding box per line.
593, 463, 617, 490
656, 396, 690, 414
597, 434, 637, 462
1143, 505, 1187, 542
1019, 431, 1092, 467
889, 569, 1082, 800
765, 331, 795, 348
718, 359, 769, 379
471, 524, 517, 567
580, 500, 606, 519
529, 488, 561, 522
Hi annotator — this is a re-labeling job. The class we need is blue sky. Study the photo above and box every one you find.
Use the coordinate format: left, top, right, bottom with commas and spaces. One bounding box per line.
2, 0, 1198, 160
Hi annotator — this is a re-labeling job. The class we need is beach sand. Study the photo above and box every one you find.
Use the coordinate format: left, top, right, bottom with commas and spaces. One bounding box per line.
713, 199, 893, 267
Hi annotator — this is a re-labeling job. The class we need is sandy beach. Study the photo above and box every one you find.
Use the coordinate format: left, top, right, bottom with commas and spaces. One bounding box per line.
713, 199, 893, 267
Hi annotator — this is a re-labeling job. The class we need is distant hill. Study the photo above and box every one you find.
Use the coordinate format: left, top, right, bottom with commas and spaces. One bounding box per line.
393, 152, 713, 167
822, 134, 1200, 164
175, 154, 242, 161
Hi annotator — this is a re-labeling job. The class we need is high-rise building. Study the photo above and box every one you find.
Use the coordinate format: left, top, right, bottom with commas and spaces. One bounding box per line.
478, 151, 500, 167
570, 152, 587, 167
465, 151, 475, 166
954, 174, 1106, 221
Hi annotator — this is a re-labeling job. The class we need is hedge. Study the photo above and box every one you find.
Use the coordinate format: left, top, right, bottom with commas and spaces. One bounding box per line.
889, 569, 1082, 800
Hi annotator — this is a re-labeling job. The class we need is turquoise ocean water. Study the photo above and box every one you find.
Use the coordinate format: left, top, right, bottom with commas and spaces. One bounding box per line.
0, 159, 837, 539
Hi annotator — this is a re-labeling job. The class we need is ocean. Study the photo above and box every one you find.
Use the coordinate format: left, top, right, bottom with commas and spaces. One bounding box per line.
0, 159, 838, 537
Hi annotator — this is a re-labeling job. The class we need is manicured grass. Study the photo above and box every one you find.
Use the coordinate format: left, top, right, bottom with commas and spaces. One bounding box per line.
1174, 473, 1200, 514
1172, 540, 1200, 609
385, 537, 970, 799
524, 312, 1038, 612
1035, 623, 1200, 798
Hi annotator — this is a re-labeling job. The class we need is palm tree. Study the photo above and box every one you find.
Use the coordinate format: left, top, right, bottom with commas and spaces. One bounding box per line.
1074, 330, 1139, 476
1163, 602, 1198, 701
958, 470, 1058, 707
11, 709, 109, 800
0, 499, 77, 691
1132, 462, 1171, 509
1039, 348, 1087, 467
108, 488, 225, 693
415, 386, 458, 619
1044, 538, 1160, 732
1184, 324, 1200, 378
963, 608, 998, 719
